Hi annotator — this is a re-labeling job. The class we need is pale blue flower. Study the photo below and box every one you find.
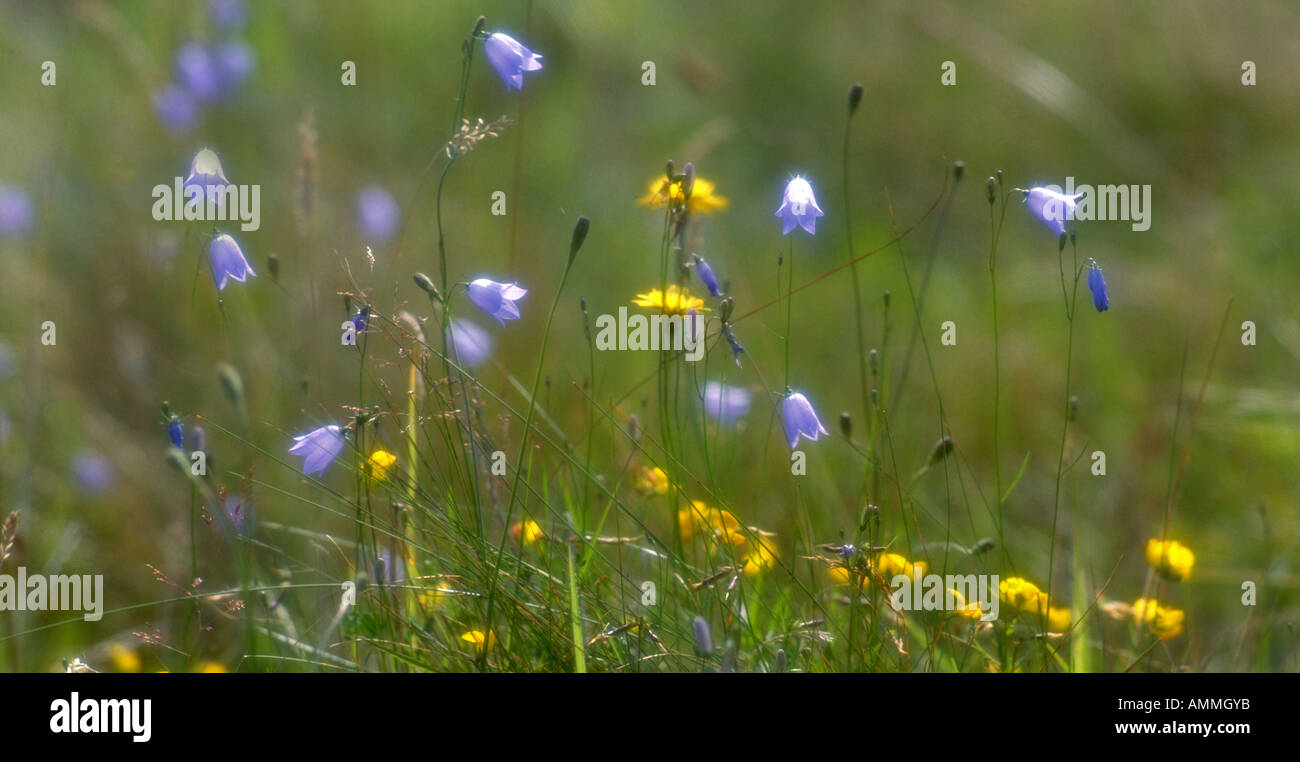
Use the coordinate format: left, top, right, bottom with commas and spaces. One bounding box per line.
781, 391, 828, 449
0, 184, 33, 238
356, 185, 400, 243
209, 233, 256, 290
1088, 261, 1109, 312
289, 424, 346, 477
484, 32, 542, 91
153, 84, 199, 133
447, 318, 494, 368
774, 176, 824, 235
1024, 187, 1079, 237
703, 382, 751, 425
693, 254, 721, 297
176, 41, 223, 101
467, 278, 527, 325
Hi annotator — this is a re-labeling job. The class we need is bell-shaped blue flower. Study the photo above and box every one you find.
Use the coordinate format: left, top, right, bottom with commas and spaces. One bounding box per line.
176, 42, 223, 102
209, 233, 256, 291
781, 390, 828, 449
703, 382, 751, 426
185, 148, 231, 198
1088, 261, 1109, 312
484, 32, 543, 91
723, 327, 745, 367
1024, 187, 1079, 237
693, 254, 722, 297
467, 278, 527, 326
153, 84, 199, 133
774, 176, 824, 235
447, 317, 494, 368
289, 424, 346, 477
356, 185, 400, 244
168, 418, 184, 449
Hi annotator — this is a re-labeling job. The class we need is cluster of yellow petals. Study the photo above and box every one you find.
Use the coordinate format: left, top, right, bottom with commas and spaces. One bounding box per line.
364, 449, 398, 483
1145, 538, 1195, 581
1132, 598, 1186, 640
679, 500, 776, 576
633, 464, 670, 496
631, 285, 709, 316
510, 519, 546, 545
460, 629, 496, 654
637, 176, 728, 215
999, 576, 1072, 633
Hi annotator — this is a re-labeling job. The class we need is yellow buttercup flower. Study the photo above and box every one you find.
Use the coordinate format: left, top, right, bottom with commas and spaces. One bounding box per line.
999, 577, 1046, 614
874, 552, 926, 580
1047, 606, 1072, 633
638, 176, 728, 215
1132, 598, 1185, 640
740, 537, 778, 576
364, 449, 398, 483
1146, 538, 1194, 581
632, 285, 709, 316
633, 464, 670, 495
510, 519, 546, 545
461, 629, 496, 654
195, 661, 228, 673
679, 501, 745, 546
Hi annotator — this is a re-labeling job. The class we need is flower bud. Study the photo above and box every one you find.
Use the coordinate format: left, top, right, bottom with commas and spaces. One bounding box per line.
568, 216, 590, 266
986, 177, 997, 205
412, 271, 440, 300
848, 82, 864, 115
839, 411, 852, 438
952, 160, 964, 182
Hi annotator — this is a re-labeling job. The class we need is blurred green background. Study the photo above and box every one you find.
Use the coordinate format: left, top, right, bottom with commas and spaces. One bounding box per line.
0, 0, 1296, 671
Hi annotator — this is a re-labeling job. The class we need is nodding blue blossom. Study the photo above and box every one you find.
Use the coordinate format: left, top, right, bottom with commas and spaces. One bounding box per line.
212, 39, 254, 93
289, 424, 346, 477
356, 185, 400, 244
185, 148, 231, 199
190, 425, 206, 454
153, 84, 199, 133
693, 254, 721, 297
467, 278, 527, 325
208, 0, 248, 30
447, 318, 494, 368
774, 176, 825, 235
1088, 261, 1109, 312
692, 616, 713, 654
0, 184, 34, 238
484, 32, 543, 91
703, 382, 752, 426
72, 450, 116, 495
168, 418, 184, 449
1024, 187, 1079, 237
723, 327, 745, 367
781, 391, 828, 449
175, 42, 223, 101
350, 307, 369, 334
209, 234, 256, 291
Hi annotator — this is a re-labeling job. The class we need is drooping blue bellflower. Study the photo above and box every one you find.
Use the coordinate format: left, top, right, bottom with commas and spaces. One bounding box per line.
693, 254, 722, 297
484, 32, 543, 91
447, 318, 494, 368
168, 418, 184, 449
1088, 260, 1109, 312
209, 233, 256, 291
1024, 187, 1079, 237
467, 278, 527, 325
781, 390, 828, 449
289, 424, 346, 477
703, 382, 752, 426
355, 185, 400, 244
774, 176, 824, 235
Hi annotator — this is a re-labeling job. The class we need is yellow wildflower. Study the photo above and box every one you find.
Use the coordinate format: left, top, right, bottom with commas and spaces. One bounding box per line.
195, 661, 228, 673
638, 175, 728, 215
631, 285, 710, 316
633, 464, 670, 496
874, 552, 926, 580
510, 519, 546, 545
461, 629, 496, 654
1132, 598, 1186, 640
679, 501, 745, 546
999, 576, 1046, 614
364, 449, 397, 483
948, 589, 986, 620
1146, 538, 1194, 582
1047, 606, 1072, 633
740, 537, 778, 576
